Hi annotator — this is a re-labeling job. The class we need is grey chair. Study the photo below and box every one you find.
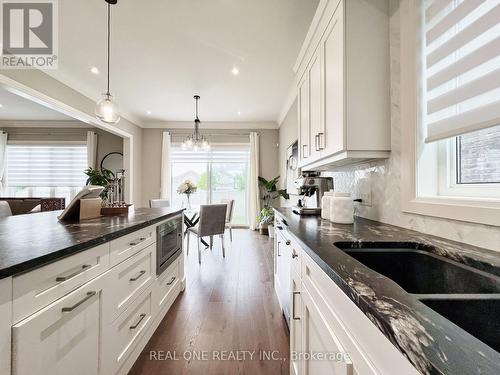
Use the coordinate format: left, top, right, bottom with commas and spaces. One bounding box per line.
186, 204, 227, 264
221, 199, 235, 242
149, 199, 170, 208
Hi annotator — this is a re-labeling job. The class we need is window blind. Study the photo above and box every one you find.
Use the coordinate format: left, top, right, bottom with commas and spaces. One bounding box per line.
7, 144, 88, 187
424, 0, 500, 142
171, 144, 250, 163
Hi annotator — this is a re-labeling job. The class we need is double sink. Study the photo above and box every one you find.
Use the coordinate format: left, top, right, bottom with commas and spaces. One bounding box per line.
335, 244, 500, 354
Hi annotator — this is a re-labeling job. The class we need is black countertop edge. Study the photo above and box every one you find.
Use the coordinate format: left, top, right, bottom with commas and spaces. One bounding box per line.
274, 207, 500, 375
0, 208, 184, 280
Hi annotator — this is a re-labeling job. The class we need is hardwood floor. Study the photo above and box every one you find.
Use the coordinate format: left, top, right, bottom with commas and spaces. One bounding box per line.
129, 229, 290, 375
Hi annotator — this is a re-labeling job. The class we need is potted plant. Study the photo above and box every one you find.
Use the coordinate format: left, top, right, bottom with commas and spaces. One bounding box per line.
258, 176, 289, 236
177, 180, 197, 209
84, 167, 114, 200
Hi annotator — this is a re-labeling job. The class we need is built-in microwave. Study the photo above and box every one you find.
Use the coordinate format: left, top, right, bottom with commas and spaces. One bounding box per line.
157, 214, 183, 275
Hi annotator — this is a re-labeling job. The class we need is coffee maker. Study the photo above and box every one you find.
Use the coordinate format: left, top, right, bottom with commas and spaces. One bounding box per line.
293, 172, 333, 215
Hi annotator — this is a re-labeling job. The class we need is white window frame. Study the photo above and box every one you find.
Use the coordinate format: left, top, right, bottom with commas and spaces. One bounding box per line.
400, 0, 500, 227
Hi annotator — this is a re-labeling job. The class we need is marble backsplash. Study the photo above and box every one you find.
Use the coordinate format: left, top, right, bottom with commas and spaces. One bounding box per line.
321, 2, 500, 252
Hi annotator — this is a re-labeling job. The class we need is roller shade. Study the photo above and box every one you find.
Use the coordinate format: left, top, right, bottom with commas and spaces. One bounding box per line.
171, 144, 249, 163
424, 0, 500, 142
7, 144, 88, 187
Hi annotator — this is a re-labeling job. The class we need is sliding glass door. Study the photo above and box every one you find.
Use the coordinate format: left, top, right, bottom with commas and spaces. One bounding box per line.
170, 145, 249, 225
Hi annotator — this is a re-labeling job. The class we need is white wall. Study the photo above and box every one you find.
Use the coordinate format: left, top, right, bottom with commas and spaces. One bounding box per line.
0, 70, 143, 205
141, 127, 279, 207
278, 1, 500, 251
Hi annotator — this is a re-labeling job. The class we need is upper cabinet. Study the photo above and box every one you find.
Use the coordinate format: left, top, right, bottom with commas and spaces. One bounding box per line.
296, 0, 391, 170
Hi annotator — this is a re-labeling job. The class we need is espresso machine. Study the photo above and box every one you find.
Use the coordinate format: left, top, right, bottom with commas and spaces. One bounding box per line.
293, 172, 333, 215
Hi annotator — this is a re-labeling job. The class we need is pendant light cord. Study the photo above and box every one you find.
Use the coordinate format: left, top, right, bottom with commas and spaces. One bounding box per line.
106, 2, 111, 96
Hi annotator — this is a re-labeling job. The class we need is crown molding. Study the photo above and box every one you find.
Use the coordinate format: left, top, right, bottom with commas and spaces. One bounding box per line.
141, 121, 279, 130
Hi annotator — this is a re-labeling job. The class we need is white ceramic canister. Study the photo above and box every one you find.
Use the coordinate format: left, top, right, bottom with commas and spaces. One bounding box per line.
321, 190, 334, 220
330, 192, 354, 224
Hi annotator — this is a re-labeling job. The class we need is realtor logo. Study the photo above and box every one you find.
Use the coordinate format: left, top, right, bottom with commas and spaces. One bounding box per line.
1, 0, 58, 69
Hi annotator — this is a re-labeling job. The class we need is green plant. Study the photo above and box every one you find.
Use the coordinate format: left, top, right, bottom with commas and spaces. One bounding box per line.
258, 176, 289, 226
84, 167, 113, 198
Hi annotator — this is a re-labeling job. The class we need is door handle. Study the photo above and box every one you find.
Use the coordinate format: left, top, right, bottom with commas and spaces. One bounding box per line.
61, 291, 96, 312
292, 291, 300, 320
129, 313, 146, 330
130, 237, 147, 246
129, 270, 146, 282
56, 264, 91, 282
318, 132, 325, 150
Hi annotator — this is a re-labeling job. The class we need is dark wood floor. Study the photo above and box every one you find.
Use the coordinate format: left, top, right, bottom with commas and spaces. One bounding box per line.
129, 229, 290, 375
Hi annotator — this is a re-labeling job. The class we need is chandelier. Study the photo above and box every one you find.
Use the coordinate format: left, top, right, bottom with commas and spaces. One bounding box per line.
182, 95, 210, 151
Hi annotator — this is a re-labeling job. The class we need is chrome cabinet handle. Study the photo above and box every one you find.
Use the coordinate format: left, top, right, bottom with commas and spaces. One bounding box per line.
285, 240, 291, 246
276, 226, 283, 230
56, 264, 91, 282
129, 270, 146, 282
61, 291, 96, 312
292, 250, 298, 259
277, 242, 281, 257
292, 291, 300, 320
130, 237, 146, 246
129, 313, 146, 330
318, 132, 325, 150
315, 134, 320, 151
166, 277, 176, 286
302, 144, 308, 158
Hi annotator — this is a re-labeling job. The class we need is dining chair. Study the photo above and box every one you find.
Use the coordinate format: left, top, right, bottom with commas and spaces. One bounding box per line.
149, 199, 170, 208
186, 204, 227, 264
0, 201, 12, 218
220, 199, 235, 242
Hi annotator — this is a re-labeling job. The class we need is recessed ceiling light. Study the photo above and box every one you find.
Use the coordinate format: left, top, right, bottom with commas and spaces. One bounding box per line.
231, 67, 239, 76
90, 66, 100, 75
146, 110, 152, 115
0, 104, 3, 108
237, 111, 241, 116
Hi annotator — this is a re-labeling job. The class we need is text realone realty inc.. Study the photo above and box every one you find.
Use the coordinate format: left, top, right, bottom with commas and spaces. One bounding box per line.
149, 350, 286, 361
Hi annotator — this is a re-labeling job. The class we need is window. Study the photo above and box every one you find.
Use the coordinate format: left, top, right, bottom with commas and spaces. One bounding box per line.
5, 143, 88, 203
170, 144, 249, 225
422, 0, 500, 199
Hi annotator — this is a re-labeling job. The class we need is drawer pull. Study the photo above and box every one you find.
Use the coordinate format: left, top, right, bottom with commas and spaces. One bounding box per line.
285, 240, 291, 246
56, 264, 91, 282
166, 277, 176, 286
292, 250, 298, 259
61, 291, 96, 312
129, 270, 146, 282
292, 291, 300, 320
130, 313, 146, 329
276, 225, 283, 230
129, 237, 147, 246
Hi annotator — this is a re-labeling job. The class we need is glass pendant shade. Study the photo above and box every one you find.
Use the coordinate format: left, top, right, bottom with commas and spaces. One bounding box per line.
96, 93, 120, 124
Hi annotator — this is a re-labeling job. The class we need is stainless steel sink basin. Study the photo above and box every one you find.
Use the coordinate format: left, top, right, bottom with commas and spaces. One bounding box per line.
336, 247, 500, 295
418, 295, 500, 353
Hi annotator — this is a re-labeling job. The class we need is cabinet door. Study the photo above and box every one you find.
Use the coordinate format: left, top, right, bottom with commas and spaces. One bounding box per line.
322, 6, 345, 156
12, 275, 105, 375
298, 74, 310, 161
290, 268, 302, 375
301, 287, 353, 375
309, 52, 323, 160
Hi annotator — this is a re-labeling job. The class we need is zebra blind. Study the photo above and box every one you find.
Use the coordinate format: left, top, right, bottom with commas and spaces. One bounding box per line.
7, 144, 88, 187
171, 144, 250, 163
424, 0, 500, 142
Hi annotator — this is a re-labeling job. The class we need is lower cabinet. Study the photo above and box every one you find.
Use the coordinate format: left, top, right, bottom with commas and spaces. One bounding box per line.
290, 267, 302, 375
11, 272, 107, 375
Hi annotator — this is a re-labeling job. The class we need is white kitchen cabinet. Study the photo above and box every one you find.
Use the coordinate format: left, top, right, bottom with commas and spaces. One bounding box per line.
0, 277, 12, 375
296, 0, 390, 170
290, 266, 302, 375
11, 272, 108, 375
274, 227, 291, 319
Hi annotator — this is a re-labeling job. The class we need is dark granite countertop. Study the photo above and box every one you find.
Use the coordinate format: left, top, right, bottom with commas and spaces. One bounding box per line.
274, 207, 500, 375
0, 207, 184, 279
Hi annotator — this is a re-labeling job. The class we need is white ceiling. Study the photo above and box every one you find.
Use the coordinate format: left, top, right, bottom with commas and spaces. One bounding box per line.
0, 87, 73, 121
47, 0, 318, 126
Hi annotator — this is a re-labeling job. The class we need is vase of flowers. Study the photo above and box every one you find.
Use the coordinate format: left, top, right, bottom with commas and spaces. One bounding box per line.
177, 180, 197, 209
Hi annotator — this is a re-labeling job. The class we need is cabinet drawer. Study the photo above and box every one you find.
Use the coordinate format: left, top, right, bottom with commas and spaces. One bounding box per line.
12, 243, 109, 324
12, 274, 105, 375
102, 288, 153, 375
152, 259, 180, 316
110, 226, 156, 267
104, 244, 155, 323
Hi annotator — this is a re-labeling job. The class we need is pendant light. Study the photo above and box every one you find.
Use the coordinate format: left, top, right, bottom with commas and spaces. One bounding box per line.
182, 95, 210, 151
95, 0, 120, 124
